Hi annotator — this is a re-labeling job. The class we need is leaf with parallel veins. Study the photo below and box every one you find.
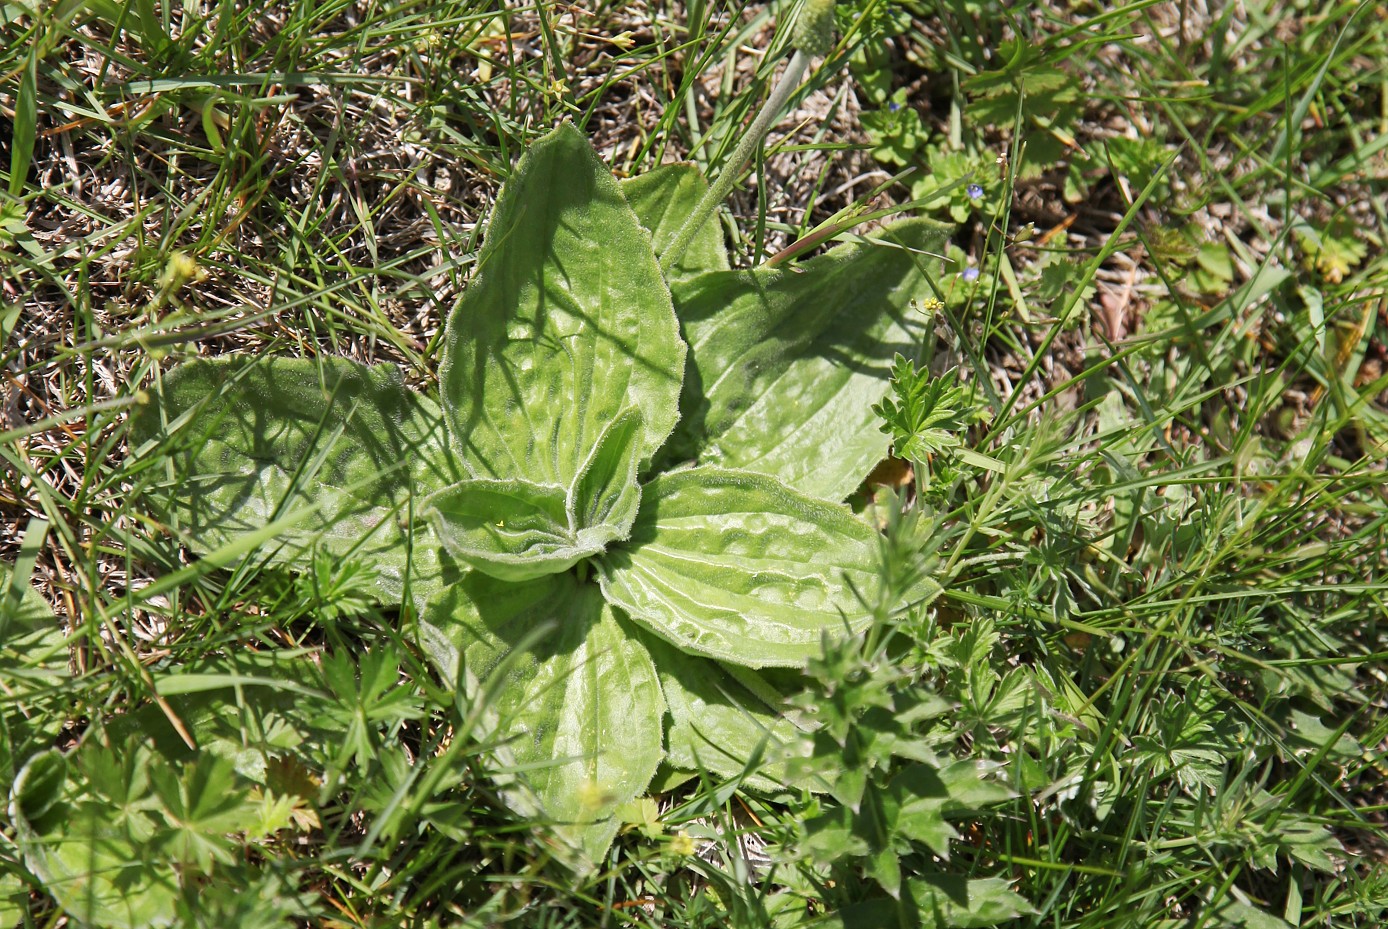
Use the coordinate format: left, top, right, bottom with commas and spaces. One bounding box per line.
599, 467, 941, 668
440, 123, 686, 486
659, 220, 945, 503
423, 572, 664, 865
131, 356, 460, 607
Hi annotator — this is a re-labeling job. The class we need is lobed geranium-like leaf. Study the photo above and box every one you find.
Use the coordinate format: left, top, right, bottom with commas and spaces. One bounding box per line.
99, 650, 326, 787
440, 123, 686, 487
426, 408, 645, 581
834, 875, 1037, 928
642, 631, 809, 789
622, 164, 730, 280
598, 467, 940, 668
659, 219, 945, 502
10, 751, 181, 929
11, 738, 306, 929
131, 356, 460, 607
423, 572, 664, 864
886, 761, 1016, 858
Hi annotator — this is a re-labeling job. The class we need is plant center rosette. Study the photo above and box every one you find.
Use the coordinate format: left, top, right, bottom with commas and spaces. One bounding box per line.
136, 123, 947, 862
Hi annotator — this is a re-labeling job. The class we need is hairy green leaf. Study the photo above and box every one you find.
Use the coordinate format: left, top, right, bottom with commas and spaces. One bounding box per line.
423, 573, 664, 863
441, 123, 686, 485
641, 632, 808, 789
427, 408, 644, 579
131, 356, 460, 606
659, 219, 942, 502
622, 164, 730, 280
599, 468, 939, 667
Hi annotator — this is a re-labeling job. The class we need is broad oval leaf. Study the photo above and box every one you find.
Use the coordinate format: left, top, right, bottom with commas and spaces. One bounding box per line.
659, 219, 945, 502
1, 564, 71, 783
621, 164, 730, 280
440, 122, 686, 485
422, 572, 664, 864
427, 408, 645, 580
131, 356, 460, 607
598, 467, 940, 667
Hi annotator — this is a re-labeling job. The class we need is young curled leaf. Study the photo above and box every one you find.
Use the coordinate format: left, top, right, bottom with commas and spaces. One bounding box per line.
426, 408, 645, 581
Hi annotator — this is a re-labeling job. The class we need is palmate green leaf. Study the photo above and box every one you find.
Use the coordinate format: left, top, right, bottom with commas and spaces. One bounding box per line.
422, 572, 663, 864
11, 738, 302, 929
659, 219, 944, 503
641, 631, 808, 789
100, 649, 327, 784
621, 164, 730, 280
887, 761, 1016, 858
440, 122, 685, 488
1204, 899, 1296, 929
10, 751, 181, 929
598, 468, 940, 668
150, 753, 255, 873
132, 356, 460, 607
833, 875, 1037, 929
426, 408, 644, 581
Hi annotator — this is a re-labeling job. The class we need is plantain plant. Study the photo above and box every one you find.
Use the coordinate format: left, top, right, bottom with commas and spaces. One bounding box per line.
135, 124, 950, 861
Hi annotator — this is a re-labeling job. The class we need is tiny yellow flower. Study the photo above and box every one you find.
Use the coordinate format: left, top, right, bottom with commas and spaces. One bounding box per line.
159, 251, 207, 292
577, 779, 613, 812
668, 830, 696, 856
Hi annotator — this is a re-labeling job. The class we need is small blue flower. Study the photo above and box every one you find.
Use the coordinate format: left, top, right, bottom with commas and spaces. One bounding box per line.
962, 266, 980, 282
966, 183, 984, 200
888, 101, 902, 113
